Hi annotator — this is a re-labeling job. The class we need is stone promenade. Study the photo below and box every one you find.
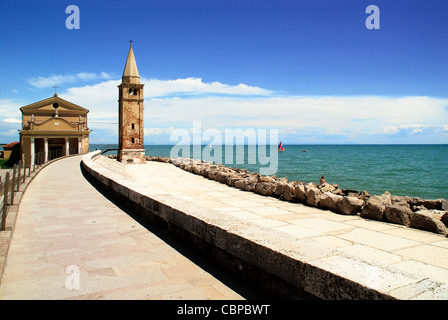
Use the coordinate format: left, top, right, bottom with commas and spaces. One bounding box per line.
87, 154, 448, 299
0, 155, 247, 300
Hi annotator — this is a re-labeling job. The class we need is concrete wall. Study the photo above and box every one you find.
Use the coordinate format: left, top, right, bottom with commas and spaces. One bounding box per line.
81, 151, 400, 300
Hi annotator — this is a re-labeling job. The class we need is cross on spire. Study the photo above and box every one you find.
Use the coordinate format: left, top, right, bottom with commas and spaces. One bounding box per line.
53, 85, 59, 95
129, 39, 133, 46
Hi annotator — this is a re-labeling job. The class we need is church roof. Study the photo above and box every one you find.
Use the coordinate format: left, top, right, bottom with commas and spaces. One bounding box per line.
3, 142, 20, 149
122, 43, 140, 83
20, 94, 88, 113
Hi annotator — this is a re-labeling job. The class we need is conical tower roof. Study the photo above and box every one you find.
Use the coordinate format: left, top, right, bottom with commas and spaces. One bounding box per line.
122, 43, 140, 84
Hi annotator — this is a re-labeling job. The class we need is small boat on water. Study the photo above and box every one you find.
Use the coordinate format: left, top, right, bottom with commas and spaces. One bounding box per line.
302, 150, 308, 152
278, 141, 285, 152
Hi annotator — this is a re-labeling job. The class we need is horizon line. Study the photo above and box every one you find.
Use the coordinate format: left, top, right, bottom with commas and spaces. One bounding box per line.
89, 143, 448, 146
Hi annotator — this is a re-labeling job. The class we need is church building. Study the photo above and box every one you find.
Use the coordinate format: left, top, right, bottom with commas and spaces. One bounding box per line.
19, 93, 90, 165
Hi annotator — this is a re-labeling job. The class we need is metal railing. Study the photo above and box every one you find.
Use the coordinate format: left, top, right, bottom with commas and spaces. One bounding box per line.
1, 159, 28, 231
89, 148, 119, 160
0, 148, 81, 230
0, 150, 60, 231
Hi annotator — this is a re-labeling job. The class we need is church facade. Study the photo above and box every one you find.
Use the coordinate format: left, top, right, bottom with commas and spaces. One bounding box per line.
19, 94, 90, 165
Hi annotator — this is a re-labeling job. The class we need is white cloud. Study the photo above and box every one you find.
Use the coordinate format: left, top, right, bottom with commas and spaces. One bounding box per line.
375, 124, 425, 135
5, 76, 448, 144
62, 79, 120, 122
373, 124, 448, 136
61, 77, 272, 121
76, 72, 113, 81
27, 72, 114, 88
144, 127, 175, 136
3, 118, 21, 123
146, 95, 448, 132
0, 99, 22, 118
143, 77, 272, 97
0, 122, 20, 143
0, 129, 19, 137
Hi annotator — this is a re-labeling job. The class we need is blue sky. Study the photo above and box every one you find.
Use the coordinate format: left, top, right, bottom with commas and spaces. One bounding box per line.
1, 0, 447, 144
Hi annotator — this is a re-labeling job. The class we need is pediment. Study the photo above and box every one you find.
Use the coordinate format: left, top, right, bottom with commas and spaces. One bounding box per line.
20, 95, 88, 114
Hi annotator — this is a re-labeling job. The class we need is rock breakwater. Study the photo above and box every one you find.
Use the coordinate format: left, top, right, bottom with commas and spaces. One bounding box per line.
143, 155, 448, 236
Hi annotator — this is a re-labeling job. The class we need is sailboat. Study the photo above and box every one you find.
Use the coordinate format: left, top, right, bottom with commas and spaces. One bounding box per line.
278, 141, 285, 152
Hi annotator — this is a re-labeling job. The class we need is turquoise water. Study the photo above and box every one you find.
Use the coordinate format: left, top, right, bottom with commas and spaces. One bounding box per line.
90, 144, 448, 200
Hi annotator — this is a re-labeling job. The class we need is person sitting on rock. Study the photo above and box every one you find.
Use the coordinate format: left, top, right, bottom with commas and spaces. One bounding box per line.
320, 175, 326, 184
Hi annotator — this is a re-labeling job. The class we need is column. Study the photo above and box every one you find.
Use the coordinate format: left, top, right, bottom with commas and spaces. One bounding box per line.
65, 137, 70, 156
44, 137, 49, 163
78, 137, 82, 154
30, 137, 35, 166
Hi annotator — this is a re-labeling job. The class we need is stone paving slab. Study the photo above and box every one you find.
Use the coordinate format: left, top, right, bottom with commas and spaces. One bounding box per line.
87, 154, 448, 299
0, 156, 246, 300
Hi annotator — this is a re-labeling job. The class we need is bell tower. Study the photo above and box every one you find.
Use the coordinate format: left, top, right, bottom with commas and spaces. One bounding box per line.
118, 42, 146, 164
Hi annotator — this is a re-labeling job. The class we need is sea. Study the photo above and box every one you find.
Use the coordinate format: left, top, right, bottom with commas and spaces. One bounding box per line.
90, 144, 448, 200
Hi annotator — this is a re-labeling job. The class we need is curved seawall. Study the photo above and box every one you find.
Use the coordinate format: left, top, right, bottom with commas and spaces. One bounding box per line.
81, 151, 448, 300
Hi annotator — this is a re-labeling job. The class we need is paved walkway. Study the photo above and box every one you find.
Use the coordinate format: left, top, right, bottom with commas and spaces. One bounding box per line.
92, 155, 448, 299
0, 156, 246, 300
